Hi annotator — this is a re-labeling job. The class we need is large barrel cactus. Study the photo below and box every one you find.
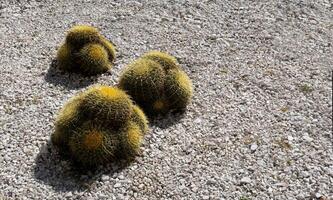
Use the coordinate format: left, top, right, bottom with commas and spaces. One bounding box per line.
51, 85, 148, 167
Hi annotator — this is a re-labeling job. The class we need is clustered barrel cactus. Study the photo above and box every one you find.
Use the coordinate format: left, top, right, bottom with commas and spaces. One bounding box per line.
51, 85, 148, 167
56, 25, 116, 76
52, 27, 194, 168
119, 51, 193, 115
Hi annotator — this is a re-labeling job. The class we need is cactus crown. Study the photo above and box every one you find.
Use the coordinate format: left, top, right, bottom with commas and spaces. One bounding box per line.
82, 130, 104, 150
153, 99, 166, 111
52, 85, 148, 167
119, 51, 193, 116
56, 25, 116, 76
86, 44, 108, 60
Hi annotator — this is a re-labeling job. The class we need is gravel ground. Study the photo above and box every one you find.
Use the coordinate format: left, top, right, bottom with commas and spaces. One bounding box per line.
1, 0, 332, 199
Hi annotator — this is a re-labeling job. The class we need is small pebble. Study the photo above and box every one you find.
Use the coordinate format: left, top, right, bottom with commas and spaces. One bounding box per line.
250, 143, 258, 151
240, 177, 251, 184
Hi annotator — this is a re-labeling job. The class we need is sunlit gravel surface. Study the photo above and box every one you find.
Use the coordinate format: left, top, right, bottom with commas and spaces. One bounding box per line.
0, 0, 332, 199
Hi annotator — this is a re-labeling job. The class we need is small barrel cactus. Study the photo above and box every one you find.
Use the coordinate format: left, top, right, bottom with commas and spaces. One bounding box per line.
56, 25, 116, 76
119, 51, 193, 115
51, 85, 148, 167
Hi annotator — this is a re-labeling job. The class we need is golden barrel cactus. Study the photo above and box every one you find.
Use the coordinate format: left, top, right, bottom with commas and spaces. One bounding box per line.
119, 51, 193, 115
51, 85, 148, 167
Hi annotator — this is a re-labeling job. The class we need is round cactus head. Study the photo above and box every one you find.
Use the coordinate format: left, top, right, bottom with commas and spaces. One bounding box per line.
79, 85, 133, 126
65, 25, 101, 48
119, 122, 143, 158
142, 51, 179, 71
56, 43, 78, 72
119, 58, 165, 102
51, 95, 83, 151
69, 121, 119, 167
130, 105, 149, 134
100, 36, 116, 62
165, 69, 193, 110
78, 44, 110, 75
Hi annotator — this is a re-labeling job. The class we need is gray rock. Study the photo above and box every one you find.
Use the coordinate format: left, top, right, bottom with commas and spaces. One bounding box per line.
240, 177, 251, 184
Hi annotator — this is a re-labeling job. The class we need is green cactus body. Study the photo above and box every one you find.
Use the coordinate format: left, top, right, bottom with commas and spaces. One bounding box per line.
130, 105, 149, 134
119, 122, 143, 158
151, 98, 170, 113
51, 95, 83, 151
69, 121, 119, 167
51, 85, 148, 167
78, 44, 110, 75
119, 51, 193, 115
56, 25, 116, 76
56, 43, 78, 72
164, 69, 193, 110
79, 86, 132, 126
65, 25, 101, 48
100, 36, 116, 62
142, 51, 179, 71
119, 58, 165, 102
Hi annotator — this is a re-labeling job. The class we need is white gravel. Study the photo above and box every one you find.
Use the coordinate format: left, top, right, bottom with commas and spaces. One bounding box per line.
0, 0, 332, 199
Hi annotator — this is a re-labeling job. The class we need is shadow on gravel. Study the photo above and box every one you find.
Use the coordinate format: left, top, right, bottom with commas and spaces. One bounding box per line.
33, 141, 131, 192
150, 111, 186, 129
44, 59, 97, 89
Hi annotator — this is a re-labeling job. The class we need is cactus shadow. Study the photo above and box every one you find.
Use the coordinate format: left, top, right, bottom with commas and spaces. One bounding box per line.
44, 59, 97, 89
149, 111, 186, 129
33, 141, 131, 192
